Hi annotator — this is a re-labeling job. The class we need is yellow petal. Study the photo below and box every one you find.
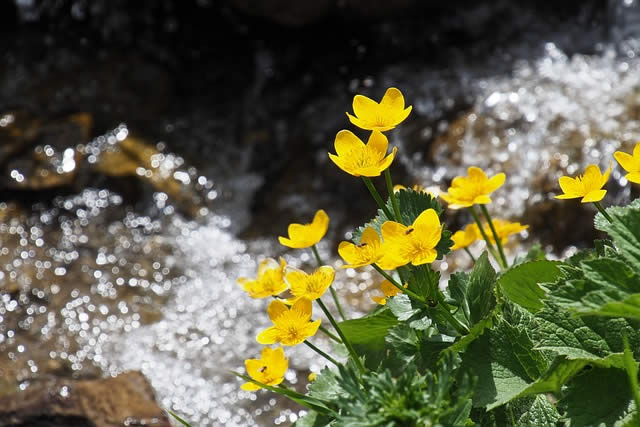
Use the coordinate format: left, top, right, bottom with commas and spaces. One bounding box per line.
241, 382, 261, 391
412, 209, 440, 229
366, 130, 389, 159
303, 319, 321, 339
328, 153, 357, 177
334, 130, 365, 157
360, 226, 381, 246
245, 358, 264, 378
558, 176, 581, 196
410, 248, 437, 266
601, 162, 612, 188
633, 142, 640, 158
627, 171, 640, 183
267, 300, 288, 322
371, 296, 387, 305
380, 87, 405, 110
615, 151, 637, 173
472, 195, 492, 205
485, 173, 506, 193
381, 220, 408, 242
380, 280, 402, 297
257, 327, 280, 344
292, 298, 313, 321
278, 236, 296, 248
467, 166, 488, 182
555, 193, 580, 200
581, 189, 607, 203
257, 257, 280, 275
352, 94, 379, 120
311, 210, 329, 238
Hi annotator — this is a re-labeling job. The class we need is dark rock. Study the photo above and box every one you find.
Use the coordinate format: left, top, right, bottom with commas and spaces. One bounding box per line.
0, 371, 171, 427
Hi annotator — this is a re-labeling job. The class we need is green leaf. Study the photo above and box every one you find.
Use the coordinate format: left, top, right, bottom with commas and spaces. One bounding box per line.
167, 410, 193, 427
461, 316, 548, 410
307, 367, 348, 402
387, 294, 420, 321
294, 412, 334, 427
466, 252, 497, 325
560, 367, 637, 426
338, 309, 398, 369
513, 395, 560, 427
230, 371, 334, 415
595, 198, 640, 271
384, 324, 452, 373
497, 260, 563, 312
448, 272, 471, 324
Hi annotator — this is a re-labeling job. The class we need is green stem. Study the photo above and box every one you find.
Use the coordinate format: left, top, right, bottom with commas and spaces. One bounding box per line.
319, 325, 342, 343
468, 206, 503, 268
316, 298, 366, 374
362, 177, 393, 220
428, 269, 470, 335
480, 205, 508, 268
312, 245, 346, 321
304, 340, 340, 367
594, 201, 614, 223
463, 247, 476, 262
371, 264, 423, 302
384, 169, 403, 223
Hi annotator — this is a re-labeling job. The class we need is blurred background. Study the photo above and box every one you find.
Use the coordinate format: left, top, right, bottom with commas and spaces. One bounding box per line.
1, 0, 640, 425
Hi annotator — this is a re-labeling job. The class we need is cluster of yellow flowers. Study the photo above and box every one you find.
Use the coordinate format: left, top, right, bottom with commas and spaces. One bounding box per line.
236, 86, 640, 392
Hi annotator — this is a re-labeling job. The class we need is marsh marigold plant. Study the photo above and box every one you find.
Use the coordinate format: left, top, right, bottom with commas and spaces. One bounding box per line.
279, 209, 329, 249
241, 347, 288, 391
614, 142, 640, 184
441, 166, 506, 209
346, 87, 412, 131
257, 298, 321, 346
237, 257, 287, 298
555, 163, 611, 203
285, 266, 335, 302
338, 226, 384, 268
328, 130, 397, 177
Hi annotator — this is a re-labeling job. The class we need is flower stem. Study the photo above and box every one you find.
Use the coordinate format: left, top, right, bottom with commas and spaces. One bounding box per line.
593, 201, 614, 223
319, 325, 342, 343
311, 245, 346, 321
480, 205, 508, 268
304, 340, 340, 367
468, 206, 503, 269
464, 247, 476, 262
362, 177, 393, 220
384, 169, 403, 224
371, 264, 423, 302
316, 298, 366, 374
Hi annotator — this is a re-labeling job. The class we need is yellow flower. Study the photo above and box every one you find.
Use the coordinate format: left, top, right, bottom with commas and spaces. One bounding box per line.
285, 266, 335, 302
257, 299, 321, 346
393, 184, 441, 198
380, 209, 442, 269
482, 219, 528, 245
451, 224, 479, 250
338, 227, 384, 268
328, 130, 397, 177
441, 167, 506, 209
346, 87, 412, 131
237, 257, 288, 298
555, 163, 611, 203
371, 280, 404, 305
241, 346, 288, 391
279, 209, 329, 249
308, 372, 317, 382
614, 142, 640, 184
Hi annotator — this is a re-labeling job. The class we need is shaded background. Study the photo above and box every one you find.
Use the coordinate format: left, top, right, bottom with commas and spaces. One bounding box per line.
2, 0, 640, 425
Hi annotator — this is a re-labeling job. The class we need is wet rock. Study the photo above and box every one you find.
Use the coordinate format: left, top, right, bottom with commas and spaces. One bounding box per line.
0, 371, 171, 427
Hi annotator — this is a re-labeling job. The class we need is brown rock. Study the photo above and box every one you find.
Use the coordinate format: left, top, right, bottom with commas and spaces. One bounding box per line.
0, 371, 171, 427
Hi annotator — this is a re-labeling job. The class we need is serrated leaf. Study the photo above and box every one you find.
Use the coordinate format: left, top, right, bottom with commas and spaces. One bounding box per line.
387, 294, 420, 321
338, 309, 398, 369
513, 395, 560, 427
595, 198, 640, 271
532, 300, 640, 365
461, 316, 548, 410
466, 252, 497, 325
385, 324, 451, 373
560, 367, 637, 427
497, 260, 563, 312
307, 367, 348, 402
448, 272, 471, 324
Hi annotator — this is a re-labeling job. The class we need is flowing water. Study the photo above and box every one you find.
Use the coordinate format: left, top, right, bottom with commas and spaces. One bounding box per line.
3, 0, 640, 426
